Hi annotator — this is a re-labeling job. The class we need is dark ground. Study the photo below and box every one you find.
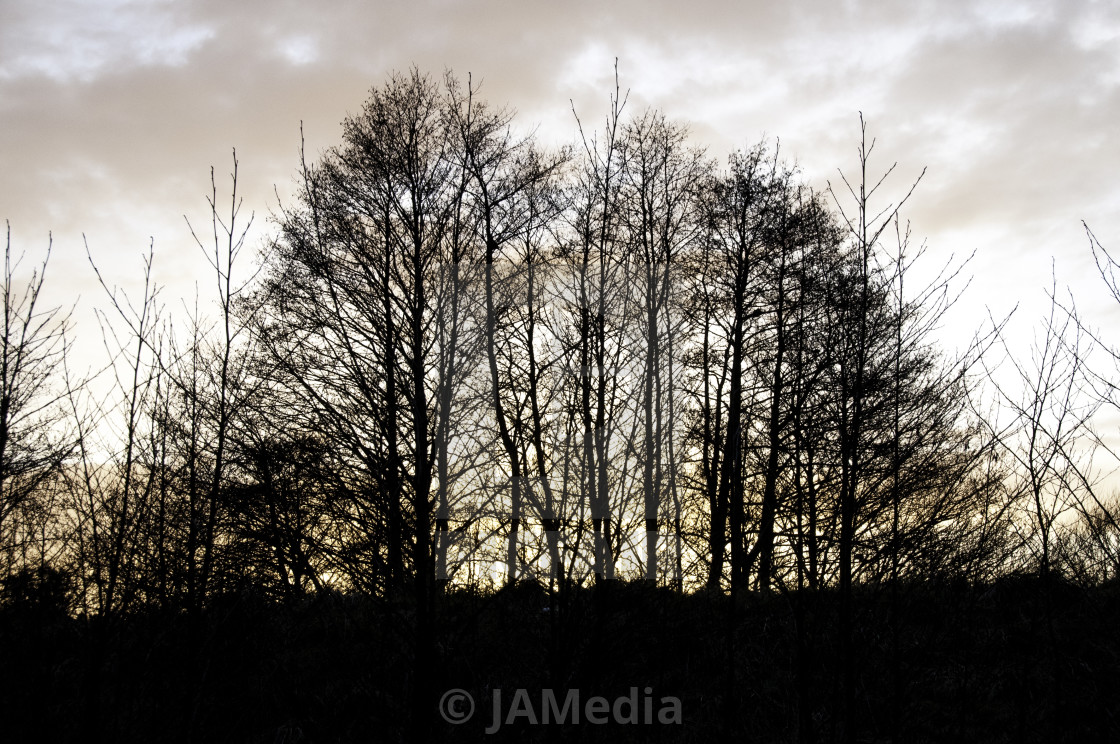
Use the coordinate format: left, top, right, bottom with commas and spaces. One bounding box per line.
2, 573, 1118, 743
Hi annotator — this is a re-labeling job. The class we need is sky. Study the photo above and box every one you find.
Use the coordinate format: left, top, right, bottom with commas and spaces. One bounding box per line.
2, 0, 1120, 373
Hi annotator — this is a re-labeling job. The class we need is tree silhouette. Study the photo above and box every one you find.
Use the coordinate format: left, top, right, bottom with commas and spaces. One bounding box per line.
4, 65, 1120, 744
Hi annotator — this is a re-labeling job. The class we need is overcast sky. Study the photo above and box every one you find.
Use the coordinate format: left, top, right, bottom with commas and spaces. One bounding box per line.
2, 0, 1119, 366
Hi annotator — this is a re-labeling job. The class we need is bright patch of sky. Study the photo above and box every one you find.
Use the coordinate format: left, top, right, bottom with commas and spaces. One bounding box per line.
278, 35, 319, 67
0, 0, 213, 81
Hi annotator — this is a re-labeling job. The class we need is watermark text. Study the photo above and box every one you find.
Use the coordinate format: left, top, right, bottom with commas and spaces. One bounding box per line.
439, 687, 682, 733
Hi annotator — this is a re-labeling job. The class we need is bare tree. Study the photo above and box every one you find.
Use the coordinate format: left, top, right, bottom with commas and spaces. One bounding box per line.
686, 144, 784, 593
564, 66, 632, 583
70, 240, 164, 617
617, 109, 708, 584
257, 69, 497, 742
983, 274, 1098, 578
825, 114, 923, 744
448, 74, 567, 586
178, 150, 258, 610
0, 225, 72, 579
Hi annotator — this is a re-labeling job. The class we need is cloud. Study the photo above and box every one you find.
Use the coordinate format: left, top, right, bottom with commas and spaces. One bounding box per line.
0, 0, 1118, 356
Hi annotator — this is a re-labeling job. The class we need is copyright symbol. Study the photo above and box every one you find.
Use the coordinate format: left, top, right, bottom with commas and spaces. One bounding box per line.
439, 688, 474, 724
